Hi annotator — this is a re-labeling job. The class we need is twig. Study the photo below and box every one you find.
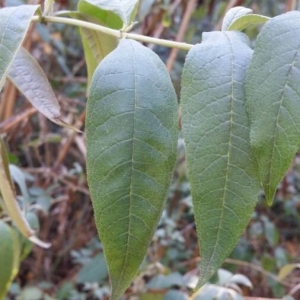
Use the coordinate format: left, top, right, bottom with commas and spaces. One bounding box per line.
31, 15, 193, 51
224, 258, 291, 287
148, 0, 182, 50
166, 0, 197, 71
0, 107, 37, 132
289, 281, 300, 296
54, 110, 85, 168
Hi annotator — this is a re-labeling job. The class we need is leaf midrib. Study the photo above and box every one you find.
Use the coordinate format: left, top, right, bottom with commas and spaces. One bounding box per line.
0, 9, 16, 78
203, 33, 235, 274
114, 41, 137, 292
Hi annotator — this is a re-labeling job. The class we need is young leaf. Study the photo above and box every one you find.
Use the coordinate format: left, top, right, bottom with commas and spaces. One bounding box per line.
0, 5, 39, 91
181, 31, 260, 287
222, 6, 252, 31
80, 0, 139, 28
246, 11, 300, 205
0, 221, 15, 300
86, 39, 178, 300
8, 48, 75, 130
80, 24, 118, 86
73, 7, 119, 86
78, 0, 122, 29
228, 14, 270, 31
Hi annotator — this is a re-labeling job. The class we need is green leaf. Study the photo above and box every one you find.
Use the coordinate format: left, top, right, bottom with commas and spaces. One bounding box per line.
228, 14, 270, 31
0, 221, 16, 300
72, 8, 119, 86
181, 31, 260, 287
245, 11, 300, 205
9, 165, 30, 204
78, 0, 122, 29
80, 0, 139, 28
141, 293, 164, 300
77, 253, 108, 283
164, 290, 188, 300
222, 6, 252, 31
8, 48, 76, 130
146, 273, 183, 289
0, 5, 39, 92
80, 25, 118, 86
86, 39, 178, 300
222, 6, 269, 32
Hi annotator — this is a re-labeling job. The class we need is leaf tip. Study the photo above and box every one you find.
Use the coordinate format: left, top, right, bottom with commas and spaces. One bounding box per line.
263, 185, 277, 206
195, 262, 215, 290
266, 196, 274, 206
109, 288, 124, 300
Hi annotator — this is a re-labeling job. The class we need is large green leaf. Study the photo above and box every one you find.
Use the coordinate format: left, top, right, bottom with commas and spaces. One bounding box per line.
246, 11, 300, 205
80, 0, 139, 28
0, 5, 39, 91
86, 39, 178, 300
0, 221, 15, 300
181, 31, 260, 287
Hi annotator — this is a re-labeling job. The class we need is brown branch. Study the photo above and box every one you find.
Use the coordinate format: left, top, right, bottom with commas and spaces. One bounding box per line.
166, 0, 197, 71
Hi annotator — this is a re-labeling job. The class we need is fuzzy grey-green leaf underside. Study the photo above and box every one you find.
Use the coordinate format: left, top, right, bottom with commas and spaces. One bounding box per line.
0, 5, 39, 91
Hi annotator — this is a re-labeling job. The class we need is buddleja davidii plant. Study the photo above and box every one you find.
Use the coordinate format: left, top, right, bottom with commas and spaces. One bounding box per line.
182, 6, 300, 291
1, 2, 300, 300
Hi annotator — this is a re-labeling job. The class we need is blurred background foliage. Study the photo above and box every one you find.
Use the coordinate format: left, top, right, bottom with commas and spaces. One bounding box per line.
0, 0, 300, 299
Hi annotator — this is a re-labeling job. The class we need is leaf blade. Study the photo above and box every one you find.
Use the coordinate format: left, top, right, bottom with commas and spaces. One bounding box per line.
0, 5, 39, 91
181, 31, 260, 286
245, 11, 300, 204
80, 0, 139, 27
86, 39, 178, 300
8, 48, 60, 120
8, 48, 75, 130
222, 6, 252, 31
0, 221, 15, 300
228, 14, 270, 31
73, 8, 119, 86
0, 138, 51, 249
78, 0, 123, 29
